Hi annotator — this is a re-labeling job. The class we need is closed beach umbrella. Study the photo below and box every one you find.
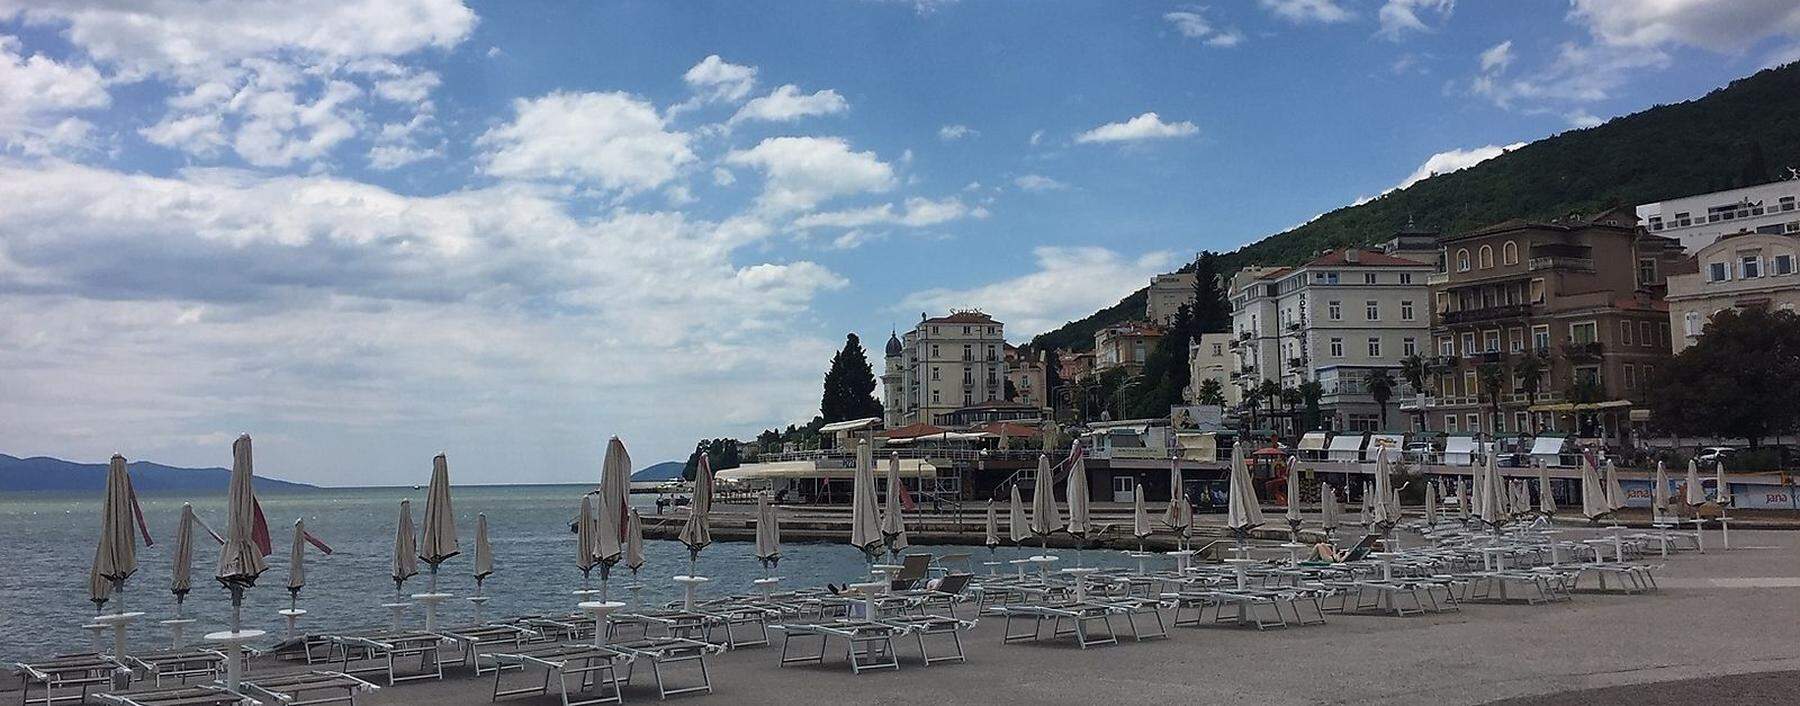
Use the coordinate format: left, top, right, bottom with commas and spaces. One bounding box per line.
473, 513, 493, 585
1163, 458, 1192, 540
1358, 483, 1372, 526
1225, 444, 1265, 535
1685, 459, 1705, 507
1537, 462, 1557, 516
984, 501, 1000, 550
1603, 460, 1626, 513
171, 504, 196, 605
850, 440, 884, 560
419, 454, 460, 593
880, 452, 910, 559
678, 454, 714, 571
576, 495, 598, 587
392, 500, 418, 597
216, 435, 268, 634
1652, 462, 1671, 521
754, 494, 781, 570
593, 490, 622, 588
92, 454, 140, 612
1284, 457, 1302, 530
1065, 446, 1092, 539
1132, 484, 1151, 545
1371, 447, 1396, 530
1713, 462, 1731, 507
1579, 456, 1609, 522
1424, 482, 1438, 526
1457, 476, 1471, 521
1007, 484, 1028, 545
1028, 454, 1062, 550
1319, 484, 1341, 533
624, 509, 645, 574
1479, 450, 1505, 528
287, 519, 307, 593
601, 438, 632, 548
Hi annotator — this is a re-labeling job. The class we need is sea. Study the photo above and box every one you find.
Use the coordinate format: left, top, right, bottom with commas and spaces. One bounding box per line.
0, 484, 1140, 660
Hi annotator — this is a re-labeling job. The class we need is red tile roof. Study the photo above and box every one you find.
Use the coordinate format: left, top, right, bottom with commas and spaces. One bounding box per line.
922, 311, 996, 324
1303, 249, 1432, 267
878, 422, 947, 439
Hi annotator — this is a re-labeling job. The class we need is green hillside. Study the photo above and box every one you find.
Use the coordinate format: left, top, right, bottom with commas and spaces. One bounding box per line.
1032, 61, 1800, 352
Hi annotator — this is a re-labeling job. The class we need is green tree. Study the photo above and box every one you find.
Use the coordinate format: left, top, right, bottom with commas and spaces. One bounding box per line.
1646, 308, 1800, 446
820, 333, 884, 424
1477, 363, 1509, 436
1512, 353, 1548, 432
1195, 378, 1226, 406
1399, 354, 1429, 430
1299, 381, 1323, 432
1367, 369, 1396, 430
682, 437, 742, 480
1189, 252, 1231, 334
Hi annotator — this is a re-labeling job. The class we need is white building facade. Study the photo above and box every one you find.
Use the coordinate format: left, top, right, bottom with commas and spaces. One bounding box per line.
1666, 231, 1800, 353
1637, 177, 1800, 252
884, 310, 1008, 427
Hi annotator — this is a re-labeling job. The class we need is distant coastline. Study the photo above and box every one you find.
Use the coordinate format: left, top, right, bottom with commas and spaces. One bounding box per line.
0, 453, 316, 493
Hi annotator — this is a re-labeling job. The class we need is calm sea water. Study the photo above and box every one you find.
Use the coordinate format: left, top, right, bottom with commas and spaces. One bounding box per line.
0, 485, 1140, 661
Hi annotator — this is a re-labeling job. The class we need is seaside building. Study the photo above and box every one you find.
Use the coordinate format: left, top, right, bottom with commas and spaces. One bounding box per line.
884, 310, 1008, 427
1185, 332, 1238, 405
1415, 207, 1685, 443
1004, 345, 1050, 410
1092, 321, 1164, 376
1228, 246, 1437, 432
1057, 350, 1096, 383
1665, 230, 1800, 352
1145, 272, 1197, 324
1636, 176, 1800, 252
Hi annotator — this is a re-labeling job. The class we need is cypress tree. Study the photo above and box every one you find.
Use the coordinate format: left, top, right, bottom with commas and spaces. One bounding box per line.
821, 333, 884, 423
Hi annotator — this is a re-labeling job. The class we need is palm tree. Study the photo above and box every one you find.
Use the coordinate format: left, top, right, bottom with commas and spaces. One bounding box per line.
1196, 378, 1226, 406
1477, 363, 1509, 435
1398, 354, 1429, 431
1512, 353, 1547, 433
1367, 369, 1396, 430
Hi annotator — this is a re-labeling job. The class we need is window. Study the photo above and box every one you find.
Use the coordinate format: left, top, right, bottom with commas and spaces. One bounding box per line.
1212, 343, 1224, 356
1514, 411, 1530, 432
1509, 328, 1524, 353
930, 366, 940, 381
1400, 300, 1415, 320
1776, 254, 1796, 275
1445, 415, 1459, 432
1330, 338, 1344, 357
1399, 273, 1413, 285
962, 368, 973, 384
930, 344, 940, 358
1742, 253, 1762, 279
1463, 371, 1476, 398
1456, 249, 1471, 272
1436, 292, 1450, 314
1570, 321, 1598, 344
1364, 272, 1378, 285
1684, 311, 1701, 336
1637, 257, 1658, 285
1621, 321, 1634, 346
1529, 278, 1545, 304
1365, 300, 1379, 320
1782, 196, 1796, 212
1441, 376, 1455, 398
1328, 301, 1342, 320
1532, 325, 1551, 351
931, 390, 941, 404
1438, 337, 1455, 356
1367, 337, 1381, 357
1403, 337, 1417, 356
1708, 262, 1730, 282
962, 326, 971, 334
1482, 330, 1500, 353
1639, 321, 1653, 345
1466, 414, 1480, 433
1478, 245, 1494, 269
1494, 415, 1505, 433
963, 391, 973, 406
962, 344, 973, 360
1502, 241, 1519, 265
1461, 332, 1475, 355
1623, 364, 1637, 390
1674, 211, 1691, 226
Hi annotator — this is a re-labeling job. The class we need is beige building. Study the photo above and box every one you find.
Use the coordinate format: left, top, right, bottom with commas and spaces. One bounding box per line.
1145, 272, 1196, 324
1666, 231, 1800, 352
1185, 332, 1238, 405
1004, 344, 1050, 409
883, 310, 1008, 427
1093, 321, 1164, 376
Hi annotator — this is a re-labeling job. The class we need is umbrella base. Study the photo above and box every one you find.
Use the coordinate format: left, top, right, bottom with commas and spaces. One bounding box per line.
92, 611, 143, 660
672, 575, 710, 611
204, 629, 264, 693
276, 608, 307, 641
160, 618, 196, 650
411, 592, 453, 632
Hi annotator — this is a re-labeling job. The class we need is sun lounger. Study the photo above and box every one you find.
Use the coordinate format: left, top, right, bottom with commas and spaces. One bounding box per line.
121, 649, 227, 686
437, 624, 540, 675
266, 634, 335, 664
326, 631, 445, 685
242, 669, 381, 706
92, 683, 248, 706
892, 573, 975, 617
888, 554, 933, 591
609, 609, 719, 646
874, 615, 978, 665
488, 643, 626, 706
1163, 590, 1288, 630
983, 602, 1119, 648
609, 637, 722, 698
772, 620, 908, 673
11, 653, 125, 705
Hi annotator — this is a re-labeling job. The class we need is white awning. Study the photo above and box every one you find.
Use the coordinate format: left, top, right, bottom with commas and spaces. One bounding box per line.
1529, 437, 1566, 456
1443, 437, 1475, 454
1369, 434, 1404, 453
819, 417, 882, 433
1326, 434, 1365, 452
1297, 432, 1329, 451
718, 459, 937, 482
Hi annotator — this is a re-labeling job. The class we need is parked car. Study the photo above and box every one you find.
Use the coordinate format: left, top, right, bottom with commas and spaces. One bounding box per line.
1696, 447, 1737, 464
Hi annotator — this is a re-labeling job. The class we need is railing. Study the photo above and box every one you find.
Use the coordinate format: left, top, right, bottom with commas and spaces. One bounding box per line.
1443, 303, 1534, 325
1529, 256, 1595, 272
1561, 341, 1605, 360
1426, 272, 1451, 285
750, 448, 1045, 463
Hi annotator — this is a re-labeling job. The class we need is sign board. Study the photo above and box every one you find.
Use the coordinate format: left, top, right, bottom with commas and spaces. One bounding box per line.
1170, 405, 1223, 431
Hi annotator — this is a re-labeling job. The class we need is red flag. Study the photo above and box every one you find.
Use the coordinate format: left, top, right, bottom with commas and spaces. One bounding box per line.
898, 476, 917, 512
124, 474, 154, 547
250, 497, 272, 557
302, 528, 334, 555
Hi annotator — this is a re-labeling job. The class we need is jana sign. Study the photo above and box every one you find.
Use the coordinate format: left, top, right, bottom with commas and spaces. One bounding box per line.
1171, 405, 1222, 431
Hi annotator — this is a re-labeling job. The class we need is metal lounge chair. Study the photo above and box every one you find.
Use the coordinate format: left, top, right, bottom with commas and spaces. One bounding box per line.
873, 615, 978, 665
983, 602, 1120, 648
488, 643, 626, 706
608, 637, 722, 699
772, 620, 908, 674
242, 670, 381, 706
121, 649, 228, 687
437, 624, 540, 675
92, 683, 249, 706
11, 653, 125, 705
325, 631, 446, 685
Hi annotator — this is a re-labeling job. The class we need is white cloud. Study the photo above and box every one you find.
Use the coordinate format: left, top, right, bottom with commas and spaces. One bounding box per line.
1569, 0, 1800, 53
1074, 112, 1198, 144
899, 246, 1175, 337
477, 91, 696, 194
792, 196, 986, 230
1566, 109, 1604, 129
1164, 9, 1244, 47
0, 158, 846, 484
1258, 0, 1352, 24
0, 35, 110, 154
712, 167, 736, 186
1390, 142, 1525, 193
1377, 0, 1454, 40
937, 124, 976, 141
723, 136, 896, 214
1479, 40, 1514, 73
728, 84, 848, 124
139, 113, 227, 156
1012, 174, 1068, 192
682, 54, 758, 103
1472, 39, 1668, 110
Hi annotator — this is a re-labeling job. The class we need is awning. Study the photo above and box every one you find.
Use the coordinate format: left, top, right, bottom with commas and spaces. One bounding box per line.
1529, 399, 1635, 413
1443, 437, 1475, 454
886, 431, 985, 444
820, 417, 882, 433
1297, 432, 1329, 451
1326, 434, 1365, 452
1369, 434, 1404, 451
718, 459, 937, 482
1529, 437, 1566, 456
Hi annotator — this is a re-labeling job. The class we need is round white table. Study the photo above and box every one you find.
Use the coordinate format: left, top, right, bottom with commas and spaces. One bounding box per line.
753, 576, 782, 602
276, 608, 307, 640
577, 601, 625, 647
1716, 515, 1733, 549
982, 560, 1006, 576
1279, 542, 1309, 564
160, 618, 196, 649
381, 602, 410, 632
1222, 558, 1259, 590
467, 596, 490, 623
1124, 550, 1157, 575
847, 581, 887, 619
1061, 567, 1099, 602
411, 592, 452, 632
205, 629, 265, 692
672, 575, 710, 611
1027, 555, 1058, 580
92, 611, 144, 660
1165, 550, 1196, 574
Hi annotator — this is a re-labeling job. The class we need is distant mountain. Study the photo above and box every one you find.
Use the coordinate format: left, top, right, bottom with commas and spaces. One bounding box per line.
630, 460, 685, 482
0, 454, 316, 493
1033, 61, 1800, 352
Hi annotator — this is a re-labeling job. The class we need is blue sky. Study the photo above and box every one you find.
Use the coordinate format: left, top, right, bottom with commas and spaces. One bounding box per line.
2, 0, 1797, 484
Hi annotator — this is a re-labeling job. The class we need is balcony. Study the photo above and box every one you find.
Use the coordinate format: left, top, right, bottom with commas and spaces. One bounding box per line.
1426, 272, 1451, 285
1528, 255, 1595, 272
1287, 357, 1306, 370
1474, 350, 1508, 365
1442, 303, 1534, 325
1561, 341, 1604, 361
1428, 355, 1462, 370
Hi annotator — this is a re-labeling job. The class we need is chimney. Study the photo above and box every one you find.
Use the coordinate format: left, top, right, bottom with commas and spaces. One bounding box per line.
1344, 249, 1360, 263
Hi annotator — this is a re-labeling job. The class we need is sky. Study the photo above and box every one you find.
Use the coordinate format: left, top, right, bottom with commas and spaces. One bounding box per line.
2, 0, 1798, 485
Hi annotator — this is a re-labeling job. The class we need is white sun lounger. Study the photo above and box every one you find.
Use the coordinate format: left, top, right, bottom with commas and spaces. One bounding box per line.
983, 602, 1119, 649
242, 669, 381, 706
489, 644, 627, 706
772, 620, 909, 674
608, 637, 723, 699
326, 631, 446, 685
92, 683, 250, 706
873, 615, 978, 665
11, 653, 125, 705
121, 649, 228, 686
436, 624, 540, 675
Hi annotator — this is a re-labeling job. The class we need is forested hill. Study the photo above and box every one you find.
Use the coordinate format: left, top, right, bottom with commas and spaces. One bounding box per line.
1032, 61, 1800, 352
